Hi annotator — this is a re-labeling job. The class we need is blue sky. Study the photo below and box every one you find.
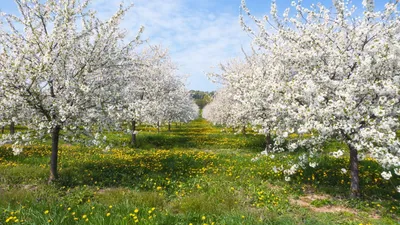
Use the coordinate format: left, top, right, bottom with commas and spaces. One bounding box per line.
0, 0, 391, 91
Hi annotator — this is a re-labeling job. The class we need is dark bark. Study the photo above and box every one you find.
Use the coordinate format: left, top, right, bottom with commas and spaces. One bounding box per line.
349, 142, 361, 198
48, 125, 61, 184
10, 122, 15, 135
241, 125, 246, 135
168, 121, 171, 132
1, 126, 4, 134
131, 120, 136, 145
265, 133, 273, 152
232, 127, 235, 133
157, 121, 160, 133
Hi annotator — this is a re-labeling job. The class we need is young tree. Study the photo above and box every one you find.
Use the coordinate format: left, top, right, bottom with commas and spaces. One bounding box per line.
0, 0, 143, 183
240, 0, 400, 197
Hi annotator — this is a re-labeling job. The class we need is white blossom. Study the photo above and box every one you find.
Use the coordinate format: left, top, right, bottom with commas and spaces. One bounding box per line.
394, 168, 400, 176
381, 171, 392, 180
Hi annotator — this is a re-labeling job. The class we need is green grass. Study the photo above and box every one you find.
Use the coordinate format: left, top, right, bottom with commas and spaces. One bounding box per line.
0, 118, 399, 224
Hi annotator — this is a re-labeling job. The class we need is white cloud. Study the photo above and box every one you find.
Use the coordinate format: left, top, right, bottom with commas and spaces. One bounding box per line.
92, 0, 252, 91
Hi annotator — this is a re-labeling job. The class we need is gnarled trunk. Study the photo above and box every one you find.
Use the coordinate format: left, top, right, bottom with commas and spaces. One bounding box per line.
348, 142, 360, 198
131, 120, 136, 145
48, 125, 61, 184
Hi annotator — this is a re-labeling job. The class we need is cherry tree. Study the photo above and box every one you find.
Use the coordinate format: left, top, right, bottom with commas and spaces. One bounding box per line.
116, 46, 198, 143
239, 0, 400, 197
0, 0, 143, 182
143, 72, 197, 132
202, 89, 235, 127
207, 56, 279, 139
112, 46, 167, 144
159, 77, 199, 131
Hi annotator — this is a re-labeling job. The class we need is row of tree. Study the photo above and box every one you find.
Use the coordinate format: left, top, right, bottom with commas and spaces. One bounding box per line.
0, 0, 198, 182
204, 0, 400, 197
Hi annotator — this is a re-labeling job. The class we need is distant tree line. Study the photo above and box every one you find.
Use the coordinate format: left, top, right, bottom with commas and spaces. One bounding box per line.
190, 90, 214, 109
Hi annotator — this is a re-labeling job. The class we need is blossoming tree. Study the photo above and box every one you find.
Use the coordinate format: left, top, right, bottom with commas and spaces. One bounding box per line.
239, 0, 400, 197
116, 45, 198, 144
0, 0, 143, 182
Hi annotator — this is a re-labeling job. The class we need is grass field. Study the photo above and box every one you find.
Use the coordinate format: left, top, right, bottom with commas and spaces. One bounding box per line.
0, 119, 399, 224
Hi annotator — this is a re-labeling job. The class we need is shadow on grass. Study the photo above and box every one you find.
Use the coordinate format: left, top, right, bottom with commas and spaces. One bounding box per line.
275, 155, 400, 201
104, 119, 266, 152
130, 132, 266, 152
57, 151, 218, 191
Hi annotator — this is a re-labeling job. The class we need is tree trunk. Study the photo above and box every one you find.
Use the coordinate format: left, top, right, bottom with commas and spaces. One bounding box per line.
131, 120, 136, 145
265, 133, 273, 153
232, 127, 235, 133
1, 126, 4, 134
48, 125, 61, 184
175, 122, 178, 128
349, 143, 360, 198
157, 121, 160, 133
168, 121, 171, 132
241, 125, 246, 135
10, 122, 15, 135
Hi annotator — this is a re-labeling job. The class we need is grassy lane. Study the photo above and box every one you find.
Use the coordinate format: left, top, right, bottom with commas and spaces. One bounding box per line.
0, 119, 399, 224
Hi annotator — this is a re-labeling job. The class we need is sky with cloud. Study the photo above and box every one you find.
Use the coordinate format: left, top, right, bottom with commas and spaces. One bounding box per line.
0, 0, 390, 91
91, 0, 261, 91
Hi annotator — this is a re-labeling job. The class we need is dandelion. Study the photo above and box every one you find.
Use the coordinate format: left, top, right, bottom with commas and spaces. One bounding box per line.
106, 213, 111, 217
134, 208, 139, 213
44, 210, 49, 214
201, 216, 206, 220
